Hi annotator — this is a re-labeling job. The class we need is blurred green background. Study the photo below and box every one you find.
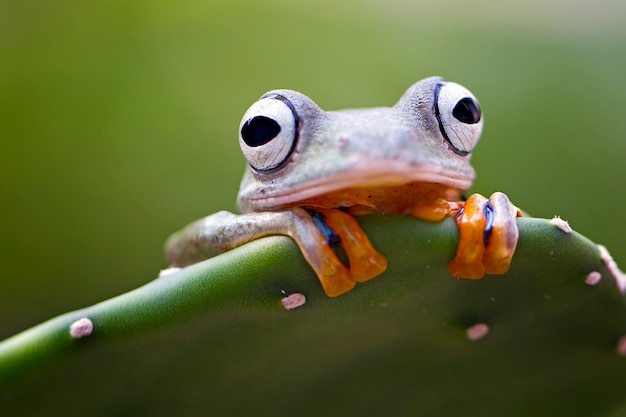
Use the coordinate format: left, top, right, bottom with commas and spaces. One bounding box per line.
1, 0, 625, 340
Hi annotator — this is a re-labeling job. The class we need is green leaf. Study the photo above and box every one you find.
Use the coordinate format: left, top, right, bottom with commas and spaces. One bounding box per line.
1, 216, 625, 417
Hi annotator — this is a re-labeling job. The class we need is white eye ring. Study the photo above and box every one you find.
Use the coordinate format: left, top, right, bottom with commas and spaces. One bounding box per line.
435, 82, 483, 156
239, 94, 298, 172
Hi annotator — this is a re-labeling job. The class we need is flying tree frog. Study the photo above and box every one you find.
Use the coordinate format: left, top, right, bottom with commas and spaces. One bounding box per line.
165, 76, 522, 297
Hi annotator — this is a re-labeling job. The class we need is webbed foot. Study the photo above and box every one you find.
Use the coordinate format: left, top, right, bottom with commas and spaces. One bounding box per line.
305, 209, 387, 296
448, 192, 522, 278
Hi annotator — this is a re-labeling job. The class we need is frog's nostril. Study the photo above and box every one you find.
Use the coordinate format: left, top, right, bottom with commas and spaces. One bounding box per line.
337, 136, 349, 148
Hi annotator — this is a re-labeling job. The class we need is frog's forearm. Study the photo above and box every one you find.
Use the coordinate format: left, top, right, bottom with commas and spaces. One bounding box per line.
165, 209, 327, 268
165, 211, 237, 266
165, 208, 386, 296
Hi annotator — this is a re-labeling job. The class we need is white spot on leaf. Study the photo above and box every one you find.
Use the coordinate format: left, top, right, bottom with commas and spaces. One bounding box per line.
550, 216, 572, 234
159, 267, 182, 278
281, 293, 306, 310
69, 318, 93, 339
585, 271, 602, 286
598, 245, 626, 293
466, 323, 489, 341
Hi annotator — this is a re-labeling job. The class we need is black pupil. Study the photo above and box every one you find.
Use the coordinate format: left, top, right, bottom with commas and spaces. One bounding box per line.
452, 97, 481, 124
241, 116, 281, 147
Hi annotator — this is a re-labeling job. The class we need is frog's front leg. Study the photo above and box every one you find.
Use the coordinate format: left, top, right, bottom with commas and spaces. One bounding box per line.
448, 192, 522, 278
165, 208, 386, 297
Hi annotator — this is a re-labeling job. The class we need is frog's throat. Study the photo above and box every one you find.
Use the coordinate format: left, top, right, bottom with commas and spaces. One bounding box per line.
242, 163, 472, 212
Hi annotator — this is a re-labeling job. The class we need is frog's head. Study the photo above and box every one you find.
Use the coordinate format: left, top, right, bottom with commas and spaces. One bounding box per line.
236, 76, 483, 213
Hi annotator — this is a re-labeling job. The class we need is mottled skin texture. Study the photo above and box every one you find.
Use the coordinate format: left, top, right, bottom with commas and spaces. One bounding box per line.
166, 77, 521, 297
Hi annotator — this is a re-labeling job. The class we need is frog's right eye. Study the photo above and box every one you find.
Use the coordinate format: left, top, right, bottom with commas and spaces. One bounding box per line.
435, 82, 483, 157
239, 94, 299, 172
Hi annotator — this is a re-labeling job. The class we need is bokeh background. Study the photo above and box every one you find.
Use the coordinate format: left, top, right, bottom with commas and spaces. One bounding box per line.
1, 0, 625, 339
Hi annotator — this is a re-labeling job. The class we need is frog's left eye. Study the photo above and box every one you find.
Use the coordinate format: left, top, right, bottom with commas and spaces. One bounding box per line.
435, 82, 483, 156
239, 94, 299, 172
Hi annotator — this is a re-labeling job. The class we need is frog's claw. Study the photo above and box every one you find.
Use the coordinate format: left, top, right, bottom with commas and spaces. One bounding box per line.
278, 208, 386, 296
317, 208, 388, 284
274, 208, 355, 297
448, 192, 522, 279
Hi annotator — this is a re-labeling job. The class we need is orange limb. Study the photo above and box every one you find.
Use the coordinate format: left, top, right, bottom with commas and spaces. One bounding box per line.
482, 192, 522, 274
318, 209, 388, 284
283, 209, 357, 297
303, 234, 356, 297
448, 194, 489, 279
447, 192, 521, 279
411, 198, 454, 221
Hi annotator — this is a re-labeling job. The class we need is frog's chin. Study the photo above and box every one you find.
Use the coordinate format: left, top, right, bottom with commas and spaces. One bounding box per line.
243, 163, 473, 213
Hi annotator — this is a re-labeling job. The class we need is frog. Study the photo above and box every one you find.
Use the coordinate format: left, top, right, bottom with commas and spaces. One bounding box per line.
165, 76, 522, 297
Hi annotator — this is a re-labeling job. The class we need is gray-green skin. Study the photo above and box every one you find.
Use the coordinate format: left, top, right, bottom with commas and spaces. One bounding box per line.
165, 76, 517, 294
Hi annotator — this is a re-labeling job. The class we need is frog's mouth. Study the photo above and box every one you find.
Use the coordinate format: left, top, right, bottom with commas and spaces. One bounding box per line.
241, 160, 473, 213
